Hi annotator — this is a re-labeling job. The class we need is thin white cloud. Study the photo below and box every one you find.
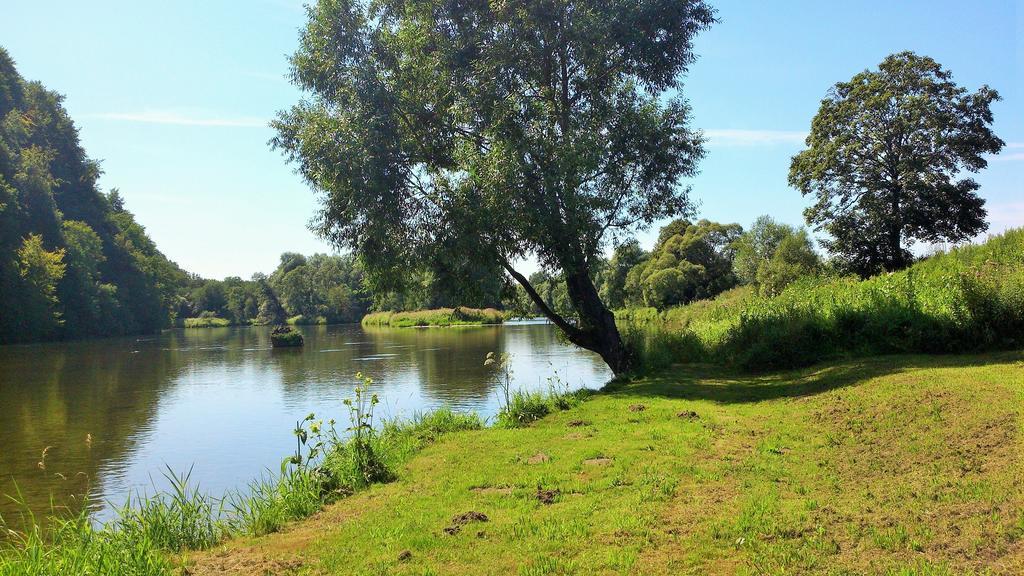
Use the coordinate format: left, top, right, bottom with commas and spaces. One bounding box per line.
702, 128, 807, 147
240, 70, 290, 84
262, 0, 305, 13
89, 110, 268, 128
991, 142, 1024, 161
987, 202, 1024, 229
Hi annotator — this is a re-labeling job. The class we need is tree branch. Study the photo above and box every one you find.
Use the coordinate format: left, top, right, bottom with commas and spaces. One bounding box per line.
498, 257, 582, 341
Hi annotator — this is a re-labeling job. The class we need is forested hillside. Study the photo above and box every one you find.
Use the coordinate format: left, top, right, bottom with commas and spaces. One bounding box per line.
0, 49, 384, 342
0, 48, 189, 343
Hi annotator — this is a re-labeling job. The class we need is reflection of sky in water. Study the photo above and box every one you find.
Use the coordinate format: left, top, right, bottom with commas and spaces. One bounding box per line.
0, 322, 609, 521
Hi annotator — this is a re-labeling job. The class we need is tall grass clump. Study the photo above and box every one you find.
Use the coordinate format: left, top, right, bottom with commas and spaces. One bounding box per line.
619, 228, 1024, 372
115, 466, 224, 552
227, 467, 324, 537
0, 497, 172, 576
486, 352, 590, 428
362, 307, 505, 327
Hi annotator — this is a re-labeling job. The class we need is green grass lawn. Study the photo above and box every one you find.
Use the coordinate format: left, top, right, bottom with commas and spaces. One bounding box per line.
186, 352, 1024, 575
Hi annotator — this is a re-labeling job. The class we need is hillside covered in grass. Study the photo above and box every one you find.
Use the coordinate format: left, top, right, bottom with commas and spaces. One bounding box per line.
618, 229, 1024, 371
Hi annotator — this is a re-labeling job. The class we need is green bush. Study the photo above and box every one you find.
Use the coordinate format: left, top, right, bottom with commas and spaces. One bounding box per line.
496, 390, 552, 428
618, 228, 1024, 372
270, 327, 304, 347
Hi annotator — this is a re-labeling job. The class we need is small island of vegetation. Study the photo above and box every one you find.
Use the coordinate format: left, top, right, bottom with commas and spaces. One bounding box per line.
270, 325, 304, 348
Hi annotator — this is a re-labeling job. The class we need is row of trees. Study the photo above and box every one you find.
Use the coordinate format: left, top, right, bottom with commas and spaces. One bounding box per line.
179, 251, 515, 326
180, 253, 372, 325
0, 47, 388, 341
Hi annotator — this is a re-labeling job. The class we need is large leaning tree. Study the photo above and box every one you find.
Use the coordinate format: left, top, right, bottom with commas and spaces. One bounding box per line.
789, 51, 1004, 277
273, 0, 715, 373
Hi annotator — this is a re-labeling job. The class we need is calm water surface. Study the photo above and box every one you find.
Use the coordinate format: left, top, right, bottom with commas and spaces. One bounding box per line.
0, 322, 610, 521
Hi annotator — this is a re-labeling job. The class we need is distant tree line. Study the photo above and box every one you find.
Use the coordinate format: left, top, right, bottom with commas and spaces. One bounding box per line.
0, 48, 384, 342
179, 253, 373, 326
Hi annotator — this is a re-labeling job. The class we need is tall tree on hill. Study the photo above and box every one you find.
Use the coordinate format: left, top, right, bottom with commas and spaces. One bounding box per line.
789, 51, 1004, 277
273, 0, 715, 373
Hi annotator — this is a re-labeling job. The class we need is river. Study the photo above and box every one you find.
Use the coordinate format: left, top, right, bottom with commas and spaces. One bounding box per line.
0, 321, 611, 522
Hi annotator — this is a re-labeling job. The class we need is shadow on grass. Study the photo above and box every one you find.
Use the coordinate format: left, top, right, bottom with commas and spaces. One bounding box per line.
602, 350, 1023, 405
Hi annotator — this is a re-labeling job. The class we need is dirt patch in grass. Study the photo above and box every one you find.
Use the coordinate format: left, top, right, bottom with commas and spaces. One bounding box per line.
526, 452, 551, 464
583, 457, 613, 466
536, 486, 560, 505
185, 552, 303, 576
444, 511, 489, 535
184, 483, 394, 575
629, 404, 646, 412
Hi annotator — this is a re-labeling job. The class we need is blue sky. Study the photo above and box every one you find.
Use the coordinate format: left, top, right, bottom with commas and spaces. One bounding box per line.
1, 0, 1021, 279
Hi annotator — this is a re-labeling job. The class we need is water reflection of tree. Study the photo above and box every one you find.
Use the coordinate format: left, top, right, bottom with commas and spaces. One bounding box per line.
361, 325, 508, 404
267, 325, 506, 405
0, 336, 187, 520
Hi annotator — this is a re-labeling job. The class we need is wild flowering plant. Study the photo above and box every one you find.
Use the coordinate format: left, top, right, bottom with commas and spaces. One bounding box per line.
287, 372, 390, 491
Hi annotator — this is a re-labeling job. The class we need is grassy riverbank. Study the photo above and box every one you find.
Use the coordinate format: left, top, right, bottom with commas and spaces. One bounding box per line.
2, 351, 1021, 574
362, 307, 505, 328
618, 228, 1024, 372
176, 351, 1023, 575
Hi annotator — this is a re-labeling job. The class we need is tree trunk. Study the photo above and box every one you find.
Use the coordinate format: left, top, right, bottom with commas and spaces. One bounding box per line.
888, 187, 904, 271
501, 261, 634, 375
563, 269, 634, 375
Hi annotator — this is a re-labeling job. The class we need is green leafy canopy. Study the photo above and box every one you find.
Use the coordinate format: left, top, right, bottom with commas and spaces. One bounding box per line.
273, 0, 716, 372
789, 51, 1004, 276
